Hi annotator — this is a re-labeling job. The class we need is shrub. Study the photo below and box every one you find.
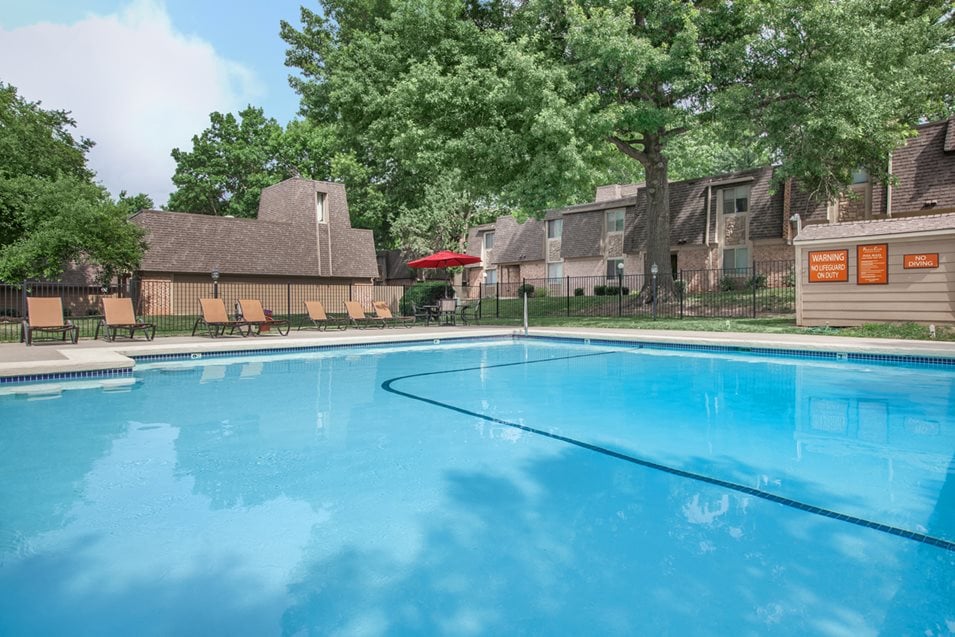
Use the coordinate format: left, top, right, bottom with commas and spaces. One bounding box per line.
399, 281, 449, 316
516, 283, 535, 297
746, 273, 767, 290
603, 286, 630, 295
574, 287, 584, 297
674, 280, 687, 297
783, 270, 796, 287
534, 286, 549, 298
719, 275, 743, 292
594, 285, 607, 296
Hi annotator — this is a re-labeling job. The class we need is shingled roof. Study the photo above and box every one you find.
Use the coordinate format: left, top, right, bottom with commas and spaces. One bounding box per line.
794, 212, 955, 243
131, 178, 378, 279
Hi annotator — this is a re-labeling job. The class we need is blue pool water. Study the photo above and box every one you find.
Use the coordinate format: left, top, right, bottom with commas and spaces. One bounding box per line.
0, 338, 953, 635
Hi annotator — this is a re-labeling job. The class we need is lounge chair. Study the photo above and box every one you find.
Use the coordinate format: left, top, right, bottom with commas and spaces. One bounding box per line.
372, 301, 414, 328
237, 299, 291, 336
95, 297, 156, 342
344, 301, 385, 329
457, 299, 481, 325
299, 300, 347, 331
23, 297, 79, 346
192, 298, 252, 337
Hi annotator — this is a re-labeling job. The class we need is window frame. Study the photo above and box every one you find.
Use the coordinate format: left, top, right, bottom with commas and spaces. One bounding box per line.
484, 268, 497, 285
606, 209, 625, 233
547, 218, 563, 239
316, 192, 327, 223
606, 258, 624, 278
722, 246, 750, 272
483, 232, 495, 250
547, 261, 563, 280
720, 185, 749, 216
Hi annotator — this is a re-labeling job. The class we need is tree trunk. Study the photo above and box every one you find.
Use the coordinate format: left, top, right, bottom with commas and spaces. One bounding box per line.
642, 138, 674, 301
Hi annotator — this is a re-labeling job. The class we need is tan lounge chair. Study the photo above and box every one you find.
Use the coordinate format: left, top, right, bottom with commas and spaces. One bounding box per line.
237, 299, 291, 336
192, 298, 252, 337
372, 301, 414, 328
344, 301, 385, 329
23, 297, 79, 346
299, 301, 347, 331
95, 297, 155, 342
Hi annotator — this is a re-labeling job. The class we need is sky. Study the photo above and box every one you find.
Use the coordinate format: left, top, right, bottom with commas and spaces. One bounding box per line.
0, 0, 308, 207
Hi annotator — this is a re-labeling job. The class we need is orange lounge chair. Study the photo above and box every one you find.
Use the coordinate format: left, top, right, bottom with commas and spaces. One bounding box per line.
344, 301, 385, 329
23, 297, 78, 346
372, 301, 414, 328
299, 301, 347, 331
192, 298, 253, 337
237, 299, 290, 336
95, 297, 155, 342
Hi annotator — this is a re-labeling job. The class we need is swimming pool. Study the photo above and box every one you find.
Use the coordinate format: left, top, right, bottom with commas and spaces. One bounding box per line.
1, 337, 953, 635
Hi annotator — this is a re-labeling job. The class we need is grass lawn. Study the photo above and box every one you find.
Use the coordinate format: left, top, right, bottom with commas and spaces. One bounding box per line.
474, 314, 955, 342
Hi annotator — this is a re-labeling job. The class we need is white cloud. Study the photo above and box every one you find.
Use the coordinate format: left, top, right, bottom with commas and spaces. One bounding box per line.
0, 0, 261, 206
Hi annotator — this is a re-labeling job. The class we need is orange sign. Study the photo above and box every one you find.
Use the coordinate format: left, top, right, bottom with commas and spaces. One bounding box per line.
857, 244, 888, 285
903, 253, 939, 269
808, 249, 848, 282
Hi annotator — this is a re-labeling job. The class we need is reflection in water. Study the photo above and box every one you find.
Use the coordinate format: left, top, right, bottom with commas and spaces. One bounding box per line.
0, 343, 953, 635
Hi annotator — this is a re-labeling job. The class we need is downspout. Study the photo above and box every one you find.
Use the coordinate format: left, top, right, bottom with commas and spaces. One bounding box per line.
704, 184, 712, 246
886, 153, 893, 217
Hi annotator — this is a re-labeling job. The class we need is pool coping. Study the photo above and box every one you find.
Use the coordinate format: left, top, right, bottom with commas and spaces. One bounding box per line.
2, 326, 955, 384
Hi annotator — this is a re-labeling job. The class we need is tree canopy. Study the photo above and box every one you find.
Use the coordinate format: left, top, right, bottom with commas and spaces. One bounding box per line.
0, 82, 145, 283
508, 0, 955, 285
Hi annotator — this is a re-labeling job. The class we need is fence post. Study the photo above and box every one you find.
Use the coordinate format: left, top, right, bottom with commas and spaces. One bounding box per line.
679, 270, 684, 320
752, 262, 758, 319
566, 275, 570, 317
287, 281, 292, 322
477, 281, 482, 320
496, 280, 500, 318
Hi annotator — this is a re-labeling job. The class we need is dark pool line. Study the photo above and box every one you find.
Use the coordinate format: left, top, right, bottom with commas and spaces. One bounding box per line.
381, 352, 955, 554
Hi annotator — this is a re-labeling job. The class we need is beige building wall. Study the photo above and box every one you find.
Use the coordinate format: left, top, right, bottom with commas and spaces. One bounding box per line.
795, 235, 955, 326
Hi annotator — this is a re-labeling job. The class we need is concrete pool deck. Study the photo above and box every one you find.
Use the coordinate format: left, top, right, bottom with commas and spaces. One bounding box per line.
2, 325, 955, 380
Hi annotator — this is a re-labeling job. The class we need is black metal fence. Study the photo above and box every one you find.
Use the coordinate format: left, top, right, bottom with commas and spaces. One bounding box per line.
0, 260, 795, 341
460, 260, 795, 322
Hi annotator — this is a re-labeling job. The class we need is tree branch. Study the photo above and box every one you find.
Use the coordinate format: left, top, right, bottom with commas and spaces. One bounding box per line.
608, 136, 649, 164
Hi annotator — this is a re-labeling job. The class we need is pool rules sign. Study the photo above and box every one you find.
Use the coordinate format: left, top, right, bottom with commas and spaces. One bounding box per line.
808, 249, 848, 282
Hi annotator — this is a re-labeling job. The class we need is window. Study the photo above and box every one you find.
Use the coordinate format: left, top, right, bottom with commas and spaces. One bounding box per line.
547, 262, 563, 279
606, 209, 625, 233
484, 268, 497, 285
316, 192, 326, 223
721, 186, 749, 215
722, 247, 750, 271
606, 258, 624, 278
851, 168, 869, 184
547, 219, 563, 239
483, 232, 495, 250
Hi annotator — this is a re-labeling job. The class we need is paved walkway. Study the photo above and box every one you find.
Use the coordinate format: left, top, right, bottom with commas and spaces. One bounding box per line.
2, 325, 954, 380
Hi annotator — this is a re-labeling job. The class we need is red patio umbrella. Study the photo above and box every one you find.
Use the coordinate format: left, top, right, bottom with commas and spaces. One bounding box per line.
407, 250, 481, 269
407, 250, 481, 299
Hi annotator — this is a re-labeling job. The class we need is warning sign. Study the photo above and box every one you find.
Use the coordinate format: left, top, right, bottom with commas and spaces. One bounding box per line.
857, 244, 888, 285
903, 253, 939, 269
808, 250, 848, 282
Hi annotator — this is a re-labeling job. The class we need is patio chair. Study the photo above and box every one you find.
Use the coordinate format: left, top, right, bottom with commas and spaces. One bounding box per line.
23, 297, 79, 346
372, 301, 414, 328
237, 299, 291, 336
95, 297, 156, 342
344, 301, 385, 329
299, 300, 347, 331
411, 302, 437, 326
438, 298, 457, 325
456, 299, 481, 326
192, 298, 253, 338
